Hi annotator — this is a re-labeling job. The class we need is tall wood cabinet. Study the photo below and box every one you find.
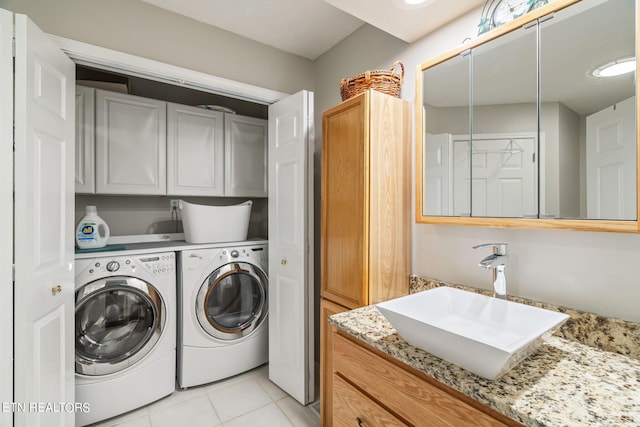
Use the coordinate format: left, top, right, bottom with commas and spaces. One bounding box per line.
320, 90, 411, 426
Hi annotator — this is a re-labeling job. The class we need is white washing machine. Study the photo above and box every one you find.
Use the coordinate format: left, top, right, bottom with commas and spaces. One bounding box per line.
178, 241, 268, 388
74, 251, 176, 426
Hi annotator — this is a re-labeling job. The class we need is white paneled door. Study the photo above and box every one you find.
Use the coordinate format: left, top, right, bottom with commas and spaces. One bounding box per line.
268, 91, 314, 405
424, 133, 452, 215
11, 10, 75, 427
586, 96, 636, 220
0, 9, 15, 427
452, 133, 537, 217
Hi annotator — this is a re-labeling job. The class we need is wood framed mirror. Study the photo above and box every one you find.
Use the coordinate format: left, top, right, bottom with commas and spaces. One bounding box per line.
416, 0, 640, 232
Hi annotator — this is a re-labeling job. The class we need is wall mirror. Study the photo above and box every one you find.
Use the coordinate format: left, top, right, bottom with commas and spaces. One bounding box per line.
416, 0, 639, 232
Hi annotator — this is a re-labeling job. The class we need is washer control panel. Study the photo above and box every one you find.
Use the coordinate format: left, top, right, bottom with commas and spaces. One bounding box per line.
139, 253, 175, 275
81, 252, 175, 277
106, 261, 120, 272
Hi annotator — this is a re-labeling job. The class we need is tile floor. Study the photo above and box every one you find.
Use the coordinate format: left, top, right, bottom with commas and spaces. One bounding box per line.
90, 364, 320, 427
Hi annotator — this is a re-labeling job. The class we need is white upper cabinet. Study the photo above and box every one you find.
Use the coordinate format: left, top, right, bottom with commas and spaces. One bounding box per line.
95, 89, 167, 195
78, 87, 268, 197
75, 85, 95, 194
167, 103, 225, 196
225, 114, 268, 197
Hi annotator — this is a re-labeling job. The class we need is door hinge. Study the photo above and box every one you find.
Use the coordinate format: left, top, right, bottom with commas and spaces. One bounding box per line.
12, 264, 15, 281
12, 37, 16, 57
539, 13, 555, 24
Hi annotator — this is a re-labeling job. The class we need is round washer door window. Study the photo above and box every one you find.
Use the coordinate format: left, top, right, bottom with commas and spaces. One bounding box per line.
196, 262, 268, 340
75, 276, 165, 376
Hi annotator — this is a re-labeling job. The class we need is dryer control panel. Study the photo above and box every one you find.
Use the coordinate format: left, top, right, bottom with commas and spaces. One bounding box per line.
220, 245, 267, 266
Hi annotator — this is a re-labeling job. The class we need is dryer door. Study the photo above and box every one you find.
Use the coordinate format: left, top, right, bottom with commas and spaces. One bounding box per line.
196, 262, 268, 341
75, 276, 166, 376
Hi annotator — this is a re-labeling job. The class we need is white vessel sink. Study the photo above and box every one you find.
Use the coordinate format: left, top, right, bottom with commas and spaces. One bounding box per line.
376, 287, 569, 379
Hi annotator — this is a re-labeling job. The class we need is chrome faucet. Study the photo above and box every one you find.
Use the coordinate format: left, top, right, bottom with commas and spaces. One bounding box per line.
473, 243, 508, 299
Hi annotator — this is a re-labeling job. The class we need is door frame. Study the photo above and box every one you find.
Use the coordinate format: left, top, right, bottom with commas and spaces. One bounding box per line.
0, 9, 14, 427
2, 30, 289, 426
49, 35, 289, 105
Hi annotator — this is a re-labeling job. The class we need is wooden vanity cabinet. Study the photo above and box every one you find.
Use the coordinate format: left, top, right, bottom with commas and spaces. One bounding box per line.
333, 374, 405, 427
332, 331, 523, 427
320, 90, 411, 426
320, 299, 349, 425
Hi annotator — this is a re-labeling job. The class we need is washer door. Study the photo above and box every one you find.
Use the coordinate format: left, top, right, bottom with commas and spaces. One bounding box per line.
196, 262, 268, 341
75, 276, 165, 376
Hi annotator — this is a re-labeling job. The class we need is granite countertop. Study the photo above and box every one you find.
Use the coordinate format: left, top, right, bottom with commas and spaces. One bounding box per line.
328, 279, 640, 426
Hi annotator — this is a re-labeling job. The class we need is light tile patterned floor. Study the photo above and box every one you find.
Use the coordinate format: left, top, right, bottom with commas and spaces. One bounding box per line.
90, 365, 319, 427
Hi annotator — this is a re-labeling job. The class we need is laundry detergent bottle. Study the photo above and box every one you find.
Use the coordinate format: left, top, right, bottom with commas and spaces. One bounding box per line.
76, 206, 110, 249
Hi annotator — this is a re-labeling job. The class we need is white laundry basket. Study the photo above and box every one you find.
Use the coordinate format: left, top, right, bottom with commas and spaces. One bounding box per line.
179, 200, 252, 243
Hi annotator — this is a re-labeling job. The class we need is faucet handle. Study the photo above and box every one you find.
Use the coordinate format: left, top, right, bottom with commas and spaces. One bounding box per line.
472, 243, 508, 255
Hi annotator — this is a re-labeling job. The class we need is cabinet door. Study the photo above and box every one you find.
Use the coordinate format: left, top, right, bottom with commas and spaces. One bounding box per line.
320, 299, 349, 427
167, 103, 224, 196
321, 91, 410, 309
333, 375, 406, 427
95, 89, 166, 195
321, 94, 368, 309
334, 333, 512, 426
75, 85, 95, 193
224, 114, 267, 197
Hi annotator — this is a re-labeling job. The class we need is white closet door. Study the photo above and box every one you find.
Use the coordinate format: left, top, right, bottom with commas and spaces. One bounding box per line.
0, 9, 14, 427
13, 11, 75, 426
167, 103, 224, 196
268, 90, 314, 404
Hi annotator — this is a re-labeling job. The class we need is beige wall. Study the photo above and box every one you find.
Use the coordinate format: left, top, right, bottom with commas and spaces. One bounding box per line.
5, 1, 640, 322
1, 0, 314, 95
315, 9, 640, 323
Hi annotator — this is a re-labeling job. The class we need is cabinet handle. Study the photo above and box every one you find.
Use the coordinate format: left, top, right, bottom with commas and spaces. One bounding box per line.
51, 285, 62, 296
356, 417, 368, 427
281, 259, 287, 265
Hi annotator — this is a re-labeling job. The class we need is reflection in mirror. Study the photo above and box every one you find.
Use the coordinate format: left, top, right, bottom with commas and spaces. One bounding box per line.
471, 25, 537, 218
422, 53, 469, 216
419, 0, 638, 225
540, 0, 636, 220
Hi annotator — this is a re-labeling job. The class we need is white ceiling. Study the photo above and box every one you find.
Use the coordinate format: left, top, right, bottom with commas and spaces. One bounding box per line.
137, 0, 484, 60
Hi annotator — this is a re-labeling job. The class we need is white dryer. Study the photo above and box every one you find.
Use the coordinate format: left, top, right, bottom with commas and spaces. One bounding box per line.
74, 251, 176, 426
178, 241, 268, 388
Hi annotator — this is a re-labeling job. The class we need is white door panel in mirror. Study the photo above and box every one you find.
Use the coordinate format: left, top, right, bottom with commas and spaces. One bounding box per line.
418, 0, 638, 228
539, 0, 636, 220
421, 52, 469, 217
471, 25, 537, 218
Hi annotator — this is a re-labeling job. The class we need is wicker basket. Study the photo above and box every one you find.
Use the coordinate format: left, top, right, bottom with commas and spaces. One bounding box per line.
339, 60, 405, 101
